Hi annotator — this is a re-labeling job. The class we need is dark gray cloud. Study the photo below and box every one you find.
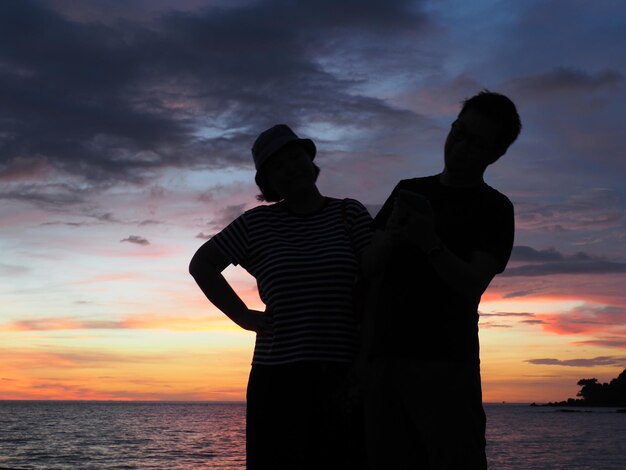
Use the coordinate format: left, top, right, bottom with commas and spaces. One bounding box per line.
510, 246, 563, 262
0, 0, 432, 197
137, 219, 162, 226
479, 311, 541, 329
195, 232, 214, 240
509, 67, 623, 97
41, 213, 163, 228
504, 259, 626, 277
479, 312, 535, 318
574, 338, 626, 349
502, 288, 545, 299
503, 246, 626, 277
526, 356, 626, 367
0, 182, 93, 207
207, 203, 248, 231
120, 235, 150, 245
515, 189, 624, 234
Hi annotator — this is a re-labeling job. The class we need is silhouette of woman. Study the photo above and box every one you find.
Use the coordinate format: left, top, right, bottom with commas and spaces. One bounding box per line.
189, 124, 372, 469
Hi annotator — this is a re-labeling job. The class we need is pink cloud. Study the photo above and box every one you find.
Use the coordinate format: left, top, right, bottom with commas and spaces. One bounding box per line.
536, 304, 626, 337
0, 156, 50, 182
1, 311, 230, 333
515, 189, 623, 233
573, 337, 626, 350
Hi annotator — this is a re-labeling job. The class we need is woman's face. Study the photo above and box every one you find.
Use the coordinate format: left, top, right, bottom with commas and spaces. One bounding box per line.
263, 144, 316, 198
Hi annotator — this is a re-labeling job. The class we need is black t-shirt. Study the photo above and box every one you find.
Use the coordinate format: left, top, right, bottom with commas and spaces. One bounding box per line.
371, 175, 514, 364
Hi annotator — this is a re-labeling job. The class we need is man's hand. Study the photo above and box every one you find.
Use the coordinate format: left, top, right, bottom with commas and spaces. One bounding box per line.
386, 195, 439, 254
403, 207, 440, 254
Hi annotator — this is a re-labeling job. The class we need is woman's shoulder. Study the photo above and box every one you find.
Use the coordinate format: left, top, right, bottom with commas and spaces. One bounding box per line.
242, 202, 282, 217
326, 197, 372, 222
220, 203, 282, 230
326, 196, 367, 210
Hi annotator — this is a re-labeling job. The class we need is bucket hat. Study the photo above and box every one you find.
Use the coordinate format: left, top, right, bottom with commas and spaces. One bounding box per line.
251, 124, 316, 170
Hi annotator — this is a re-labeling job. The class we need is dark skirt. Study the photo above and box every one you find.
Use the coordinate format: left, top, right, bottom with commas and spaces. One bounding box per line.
246, 361, 364, 470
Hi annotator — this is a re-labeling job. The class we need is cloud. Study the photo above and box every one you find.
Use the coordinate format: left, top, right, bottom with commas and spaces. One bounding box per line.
536, 304, 626, 337
509, 67, 623, 97
1, 347, 171, 369
0, 182, 93, 207
138, 219, 162, 226
503, 246, 626, 277
515, 189, 623, 234
4, 318, 126, 332
0, 0, 433, 199
574, 338, 626, 350
1, 313, 228, 332
0, 263, 30, 276
479, 312, 535, 318
207, 203, 248, 231
195, 232, 214, 240
526, 356, 626, 367
479, 311, 539, 329
0, 156, 50, 182
504, 259, 626, 277
120, 235, 150, 246
502, 288, 545, 299
510, 246, 563, 262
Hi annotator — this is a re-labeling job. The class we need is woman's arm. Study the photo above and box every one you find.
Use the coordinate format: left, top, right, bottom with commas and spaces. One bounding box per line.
360, 230, 394, 277
189, 240, 271, 333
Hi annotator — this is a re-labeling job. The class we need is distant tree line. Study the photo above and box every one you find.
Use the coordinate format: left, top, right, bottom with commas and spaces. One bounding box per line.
575, 368, 626, 406
543, 368, 626, 407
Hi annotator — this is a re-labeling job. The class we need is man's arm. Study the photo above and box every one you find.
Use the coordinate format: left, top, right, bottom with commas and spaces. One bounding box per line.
189, 240, 271, 333
388, 199, 499, 303
426, 245, 499, 304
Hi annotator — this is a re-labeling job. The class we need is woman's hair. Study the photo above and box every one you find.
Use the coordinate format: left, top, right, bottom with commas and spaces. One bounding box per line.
255, 161, 321, 202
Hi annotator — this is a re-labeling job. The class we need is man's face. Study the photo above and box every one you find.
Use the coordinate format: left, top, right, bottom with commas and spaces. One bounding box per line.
444, 109, 502, 174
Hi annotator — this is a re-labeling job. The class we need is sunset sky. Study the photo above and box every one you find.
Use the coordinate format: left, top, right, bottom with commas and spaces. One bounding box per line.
1, 0, 625, 403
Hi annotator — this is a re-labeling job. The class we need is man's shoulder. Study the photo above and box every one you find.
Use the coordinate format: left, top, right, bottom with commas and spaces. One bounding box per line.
481, 184, 514, 212
396, 175, 439, 191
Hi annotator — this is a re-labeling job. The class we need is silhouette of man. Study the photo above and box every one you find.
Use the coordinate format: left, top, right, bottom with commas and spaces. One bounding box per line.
363, 91, 521, 469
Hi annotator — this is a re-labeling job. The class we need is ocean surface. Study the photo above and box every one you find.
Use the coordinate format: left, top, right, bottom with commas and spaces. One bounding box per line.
1, 401, 625, 469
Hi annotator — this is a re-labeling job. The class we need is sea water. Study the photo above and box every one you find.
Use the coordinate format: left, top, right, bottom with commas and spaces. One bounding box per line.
1, 401, 624, 469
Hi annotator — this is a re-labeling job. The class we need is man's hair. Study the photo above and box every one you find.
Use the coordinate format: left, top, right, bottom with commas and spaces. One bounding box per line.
255, 162, 321, 202
460, 90, 522, 161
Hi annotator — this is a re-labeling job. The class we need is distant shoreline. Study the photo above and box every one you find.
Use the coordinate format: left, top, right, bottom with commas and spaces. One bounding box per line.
0, 399, 246, 405
530, 401, 626, 412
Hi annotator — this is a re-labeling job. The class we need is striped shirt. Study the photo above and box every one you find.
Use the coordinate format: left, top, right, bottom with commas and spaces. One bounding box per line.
212, 197, 373, 365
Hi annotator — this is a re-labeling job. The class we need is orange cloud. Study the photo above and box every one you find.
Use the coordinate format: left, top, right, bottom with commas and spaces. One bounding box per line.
0, 346, 251, 401
536, 304, 626, 336
0, 313, 234, 332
